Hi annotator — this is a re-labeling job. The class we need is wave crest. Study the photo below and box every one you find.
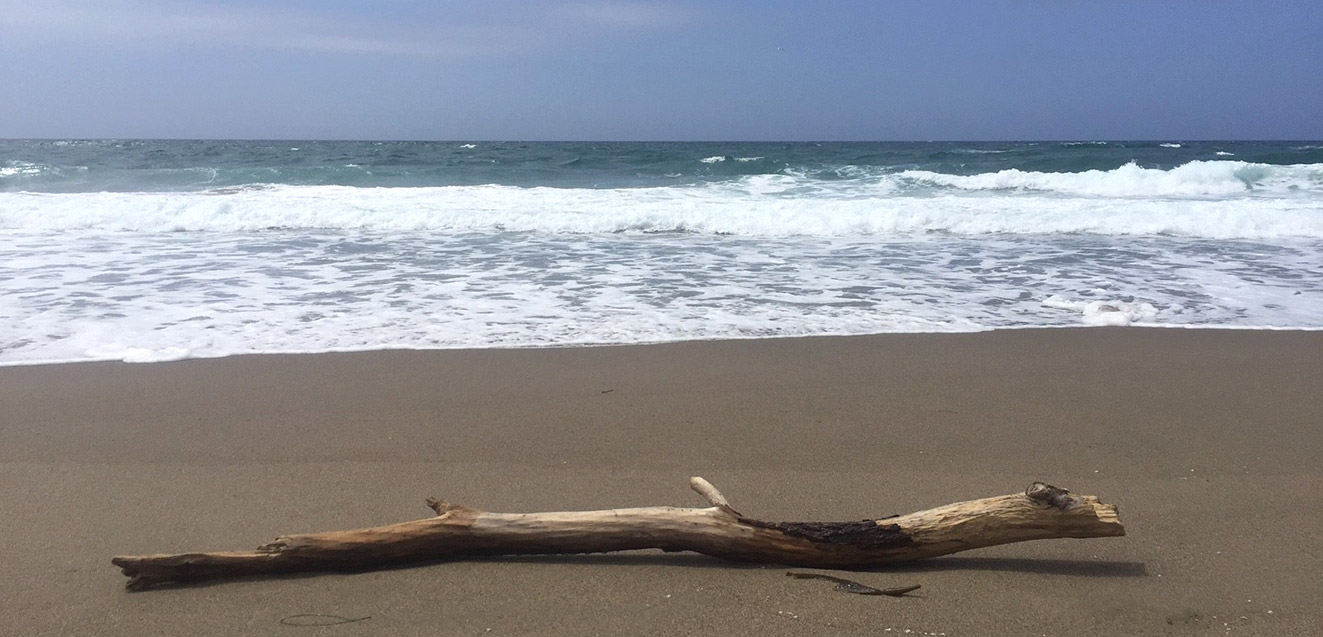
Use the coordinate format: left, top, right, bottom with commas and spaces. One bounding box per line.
898, 161, 1322, 197
3, 177, 1321, 239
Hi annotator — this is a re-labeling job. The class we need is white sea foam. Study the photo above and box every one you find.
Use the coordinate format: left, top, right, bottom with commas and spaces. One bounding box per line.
2, 226, 1320, 366
1042, 296, 1161, 326
699, 155, 726, 163
1160, 143, 1182, 148
85, 344, 192, 363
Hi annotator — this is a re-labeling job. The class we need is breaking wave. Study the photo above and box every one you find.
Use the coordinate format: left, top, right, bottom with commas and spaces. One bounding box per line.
3, 160, 1321, 239
897, 161, 1323, 197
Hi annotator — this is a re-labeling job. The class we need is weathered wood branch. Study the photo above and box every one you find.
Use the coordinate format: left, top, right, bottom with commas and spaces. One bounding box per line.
112, 478, 1123, 590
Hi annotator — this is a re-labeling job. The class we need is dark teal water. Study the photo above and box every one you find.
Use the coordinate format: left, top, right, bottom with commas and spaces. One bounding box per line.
4, 139, 1321, 192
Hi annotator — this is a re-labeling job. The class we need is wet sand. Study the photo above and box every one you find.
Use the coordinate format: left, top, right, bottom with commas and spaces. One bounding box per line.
3, 328, 1320, 635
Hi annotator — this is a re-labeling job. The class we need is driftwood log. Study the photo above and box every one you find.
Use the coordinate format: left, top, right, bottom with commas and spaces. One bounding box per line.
113, 478, 1124, 590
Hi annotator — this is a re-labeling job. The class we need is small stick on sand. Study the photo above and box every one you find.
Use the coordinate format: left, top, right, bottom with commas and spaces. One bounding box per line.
786, 572, 921, 596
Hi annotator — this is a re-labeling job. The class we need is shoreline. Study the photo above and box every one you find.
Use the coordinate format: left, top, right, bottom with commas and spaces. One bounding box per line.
4, 328, 1321, 635
5, 323, 1323, 371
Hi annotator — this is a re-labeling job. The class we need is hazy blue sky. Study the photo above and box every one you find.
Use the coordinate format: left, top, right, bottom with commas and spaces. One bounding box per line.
2, 1, 1320, 140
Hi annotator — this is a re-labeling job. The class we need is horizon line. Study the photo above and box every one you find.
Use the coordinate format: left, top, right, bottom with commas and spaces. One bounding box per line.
4, 137, 1321, 144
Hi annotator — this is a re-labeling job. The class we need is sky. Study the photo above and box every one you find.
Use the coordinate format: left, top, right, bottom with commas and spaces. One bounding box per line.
1, 1, 1320, 141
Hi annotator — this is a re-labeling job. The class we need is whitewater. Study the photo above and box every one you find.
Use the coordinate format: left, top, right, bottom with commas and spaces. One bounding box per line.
2, 140, 1321, 366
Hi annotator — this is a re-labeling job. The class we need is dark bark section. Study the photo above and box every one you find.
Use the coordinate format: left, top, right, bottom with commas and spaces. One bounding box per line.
740, 518, 914, 551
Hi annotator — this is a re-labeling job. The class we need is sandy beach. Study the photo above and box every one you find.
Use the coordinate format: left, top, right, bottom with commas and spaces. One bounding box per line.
3, 328, 1321, 636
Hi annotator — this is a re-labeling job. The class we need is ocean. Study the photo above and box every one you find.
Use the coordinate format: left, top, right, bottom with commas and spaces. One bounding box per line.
2, 139, 1321, 366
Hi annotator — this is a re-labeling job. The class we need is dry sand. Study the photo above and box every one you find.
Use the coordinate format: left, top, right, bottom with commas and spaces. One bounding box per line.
2, 328, 1321, 635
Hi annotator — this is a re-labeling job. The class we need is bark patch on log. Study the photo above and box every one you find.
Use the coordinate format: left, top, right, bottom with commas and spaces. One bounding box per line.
742, 518, 914, 551
1026, 482, 1078, 510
